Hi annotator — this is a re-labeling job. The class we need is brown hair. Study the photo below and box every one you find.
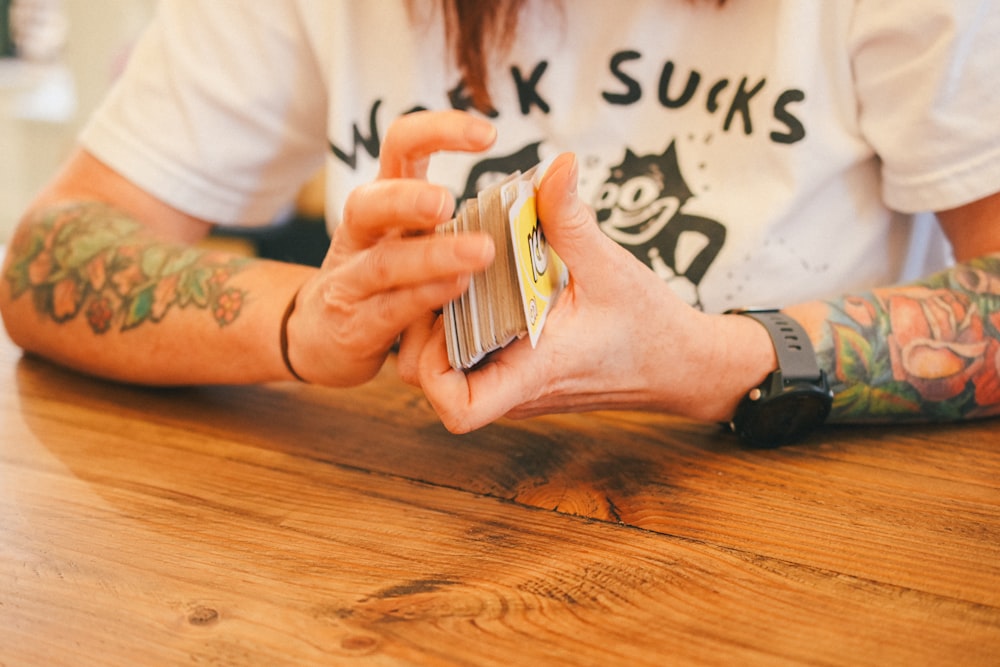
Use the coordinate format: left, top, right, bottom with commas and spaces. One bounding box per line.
440, 0, 527, 112
436, 0, 726, 112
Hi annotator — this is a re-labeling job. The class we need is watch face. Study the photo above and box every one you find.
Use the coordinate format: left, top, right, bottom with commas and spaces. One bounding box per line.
735, 383, 833, 448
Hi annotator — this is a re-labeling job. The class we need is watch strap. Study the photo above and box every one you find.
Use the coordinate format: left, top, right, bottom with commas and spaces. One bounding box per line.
735, 309, 822, 383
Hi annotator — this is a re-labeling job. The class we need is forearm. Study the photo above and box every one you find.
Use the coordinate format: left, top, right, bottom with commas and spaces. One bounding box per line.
784, 253, 1000, 423
1, 201, 314, 385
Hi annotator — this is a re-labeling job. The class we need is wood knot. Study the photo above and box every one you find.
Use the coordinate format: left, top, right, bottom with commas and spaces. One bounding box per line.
340, 635, 379, 653
187, 606, 220, 626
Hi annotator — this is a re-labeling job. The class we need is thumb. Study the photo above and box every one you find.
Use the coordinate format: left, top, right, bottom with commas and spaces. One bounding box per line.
535, 153, 612, 272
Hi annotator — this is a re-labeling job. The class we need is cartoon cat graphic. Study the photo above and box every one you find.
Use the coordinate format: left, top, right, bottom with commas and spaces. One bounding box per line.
594, 142, 726, 308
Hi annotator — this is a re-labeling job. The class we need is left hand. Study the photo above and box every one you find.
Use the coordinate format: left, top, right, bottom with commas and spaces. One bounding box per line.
287, 110, 497, 386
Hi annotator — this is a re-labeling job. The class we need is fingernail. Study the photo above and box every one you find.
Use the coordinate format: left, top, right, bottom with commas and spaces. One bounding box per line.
417, 188, 448, 219
465, 119, 497, 146
456, 235, 495, 262
565, 154, 579, 198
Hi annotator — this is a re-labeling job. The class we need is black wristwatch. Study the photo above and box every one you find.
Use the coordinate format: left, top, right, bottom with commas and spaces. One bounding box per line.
726, 309, 833, 448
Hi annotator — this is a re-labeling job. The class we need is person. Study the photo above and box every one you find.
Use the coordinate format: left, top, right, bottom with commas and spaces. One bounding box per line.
2, 0, 999, 445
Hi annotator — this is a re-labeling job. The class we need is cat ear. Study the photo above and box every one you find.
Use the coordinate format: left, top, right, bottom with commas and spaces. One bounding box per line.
663, 140, 678, 160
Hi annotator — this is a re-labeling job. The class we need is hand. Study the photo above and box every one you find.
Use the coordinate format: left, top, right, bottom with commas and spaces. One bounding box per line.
406, 153, 777, 433
285, 110, 498, 386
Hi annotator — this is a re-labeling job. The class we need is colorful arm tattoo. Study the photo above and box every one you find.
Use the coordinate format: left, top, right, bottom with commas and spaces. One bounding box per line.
5, 202, 250, 333
816, 255, 1000, 422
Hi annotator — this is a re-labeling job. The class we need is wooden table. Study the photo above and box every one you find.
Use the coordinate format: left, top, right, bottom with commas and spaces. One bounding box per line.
1, 328, 998, 666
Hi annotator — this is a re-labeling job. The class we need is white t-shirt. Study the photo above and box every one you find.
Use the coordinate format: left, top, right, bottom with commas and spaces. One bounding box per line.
80, 0, 1000, 313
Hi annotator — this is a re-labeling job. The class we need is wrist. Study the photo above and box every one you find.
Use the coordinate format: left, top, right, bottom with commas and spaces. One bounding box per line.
703, 312, 780, 422
646, 310, 777, 422
257, 263, 315, 384
280, 286, 309, 383
724, 308, 833, 447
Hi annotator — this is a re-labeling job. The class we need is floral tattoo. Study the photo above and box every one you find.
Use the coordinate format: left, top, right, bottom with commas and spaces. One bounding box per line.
5, 202, 250, 333
817, 255, 1000, 421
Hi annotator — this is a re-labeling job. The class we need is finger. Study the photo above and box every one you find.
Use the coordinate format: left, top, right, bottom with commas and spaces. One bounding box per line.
419, 331, 544, 434
379, 110, 497, 179
417, 320, 482, 432
334, 231, 495, 300
536, 153, 623, 279
338, 275, 475, 358
397, 311, 437, 386
335, 180, 455, 254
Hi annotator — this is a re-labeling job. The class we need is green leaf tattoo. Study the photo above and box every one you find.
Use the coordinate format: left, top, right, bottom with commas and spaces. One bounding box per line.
5, 202, 250, 333
816, 255, 1000, 422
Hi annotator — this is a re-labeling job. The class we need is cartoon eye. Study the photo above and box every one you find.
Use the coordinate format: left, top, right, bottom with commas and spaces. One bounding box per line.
595, 183, 620, 211
617, 176, 660, 212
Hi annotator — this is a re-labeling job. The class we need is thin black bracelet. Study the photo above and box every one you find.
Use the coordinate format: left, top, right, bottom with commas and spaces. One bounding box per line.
279, 287, 308, 383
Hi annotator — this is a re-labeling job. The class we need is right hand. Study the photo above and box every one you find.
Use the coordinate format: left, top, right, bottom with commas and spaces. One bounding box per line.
285, 110, 498, 386
403, 153, 778, 433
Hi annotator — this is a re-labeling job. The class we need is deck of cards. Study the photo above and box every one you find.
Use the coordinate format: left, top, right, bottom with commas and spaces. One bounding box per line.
438, 161, 569, 370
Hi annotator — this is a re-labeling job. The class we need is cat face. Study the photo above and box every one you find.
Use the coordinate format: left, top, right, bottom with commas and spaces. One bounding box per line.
594, 143, 693, 246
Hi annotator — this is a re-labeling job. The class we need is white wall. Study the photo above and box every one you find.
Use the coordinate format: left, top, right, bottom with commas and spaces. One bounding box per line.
0, 0, 156, 242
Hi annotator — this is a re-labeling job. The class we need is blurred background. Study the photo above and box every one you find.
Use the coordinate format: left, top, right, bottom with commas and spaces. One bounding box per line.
1, 0, 158, 244
0, 0, 330, 265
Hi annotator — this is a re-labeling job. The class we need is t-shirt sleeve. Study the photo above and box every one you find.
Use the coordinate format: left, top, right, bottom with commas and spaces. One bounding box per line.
79, 0, 328, 225
850, 0, 1000, 213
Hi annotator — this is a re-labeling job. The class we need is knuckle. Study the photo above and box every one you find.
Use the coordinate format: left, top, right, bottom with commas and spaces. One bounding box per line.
380, 122, 405, 156
441, 410, 474, 434
337, 190, 375, 248
321, 286, 364, 336
397, 361, 418, 386
370, 292, 399, 329
341, 188, 366, 226
362, 246, 395, 285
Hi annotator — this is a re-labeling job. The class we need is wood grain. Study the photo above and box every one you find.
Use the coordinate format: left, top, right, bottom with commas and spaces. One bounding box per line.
1, 332, 998, 666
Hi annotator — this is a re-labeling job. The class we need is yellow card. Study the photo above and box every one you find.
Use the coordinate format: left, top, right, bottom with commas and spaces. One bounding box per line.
507, 177, 568, 347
